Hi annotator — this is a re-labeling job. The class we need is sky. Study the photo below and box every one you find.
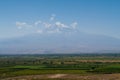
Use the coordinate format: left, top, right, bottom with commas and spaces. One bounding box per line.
0, 0, 120, 53
0, 0, 120, 39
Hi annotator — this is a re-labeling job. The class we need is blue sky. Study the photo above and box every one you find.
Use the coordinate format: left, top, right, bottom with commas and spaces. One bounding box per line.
0, 0, 120, 53
0, 0, 120, 39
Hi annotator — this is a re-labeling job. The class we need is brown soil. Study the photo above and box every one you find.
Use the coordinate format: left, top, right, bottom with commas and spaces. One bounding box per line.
2, 74, 120, 80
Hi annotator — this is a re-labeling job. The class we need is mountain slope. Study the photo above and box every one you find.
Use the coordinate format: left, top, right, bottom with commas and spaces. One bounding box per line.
0, 32, 120, 54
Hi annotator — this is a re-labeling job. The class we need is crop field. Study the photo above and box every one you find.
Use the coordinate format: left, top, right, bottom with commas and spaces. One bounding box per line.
0, 54, 120, 80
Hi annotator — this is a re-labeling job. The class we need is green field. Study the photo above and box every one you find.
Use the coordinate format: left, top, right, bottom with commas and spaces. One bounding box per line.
0, 54, 120, 79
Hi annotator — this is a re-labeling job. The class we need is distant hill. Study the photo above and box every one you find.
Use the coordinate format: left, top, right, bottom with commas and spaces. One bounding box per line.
0, 31, 120, 54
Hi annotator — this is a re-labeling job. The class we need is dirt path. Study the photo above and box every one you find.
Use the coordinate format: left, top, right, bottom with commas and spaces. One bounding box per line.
49, 74, 67, 78
2, 74, 120, 80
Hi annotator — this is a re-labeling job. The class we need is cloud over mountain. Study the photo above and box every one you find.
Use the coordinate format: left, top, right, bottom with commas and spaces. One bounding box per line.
16, 14, 78, 34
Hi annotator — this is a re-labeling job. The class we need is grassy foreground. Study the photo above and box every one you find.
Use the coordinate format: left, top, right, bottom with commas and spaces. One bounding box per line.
0, 54, 120, 79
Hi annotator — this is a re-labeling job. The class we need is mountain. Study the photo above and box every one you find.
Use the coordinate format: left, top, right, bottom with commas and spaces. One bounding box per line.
0, 32, 120, 54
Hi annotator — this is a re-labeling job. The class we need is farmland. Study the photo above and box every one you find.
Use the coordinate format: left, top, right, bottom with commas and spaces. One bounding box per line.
0, 53, 120, 80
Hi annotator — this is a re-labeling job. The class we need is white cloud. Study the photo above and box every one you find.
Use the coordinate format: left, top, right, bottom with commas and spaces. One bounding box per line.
50, 14, 56, 21
71, 22, 78, 29
16, 22, 27, 26
55, 22, 68, 28
43, 22, 52, 28
16, 22, 27, 29
16, 15, 78, 34
16, 21, 32, 29
35, 21, 42, 26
